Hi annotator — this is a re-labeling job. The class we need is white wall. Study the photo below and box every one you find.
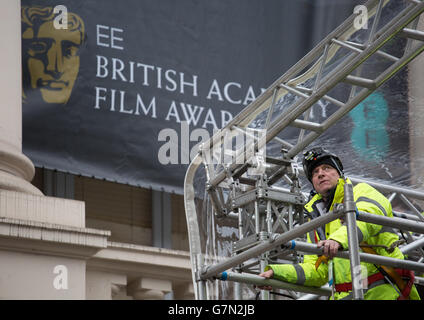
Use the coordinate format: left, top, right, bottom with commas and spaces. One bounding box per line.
0, 250, 86, 299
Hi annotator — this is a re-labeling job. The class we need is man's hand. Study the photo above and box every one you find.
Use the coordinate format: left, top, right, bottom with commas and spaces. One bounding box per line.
257, 269, 274, 291
317, 239, 341, 258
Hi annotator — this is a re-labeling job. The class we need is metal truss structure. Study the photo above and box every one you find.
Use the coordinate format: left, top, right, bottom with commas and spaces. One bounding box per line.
184, 0, 424, 300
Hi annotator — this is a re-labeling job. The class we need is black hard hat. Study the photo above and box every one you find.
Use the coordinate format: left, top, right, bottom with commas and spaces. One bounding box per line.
302, 147, 343, 182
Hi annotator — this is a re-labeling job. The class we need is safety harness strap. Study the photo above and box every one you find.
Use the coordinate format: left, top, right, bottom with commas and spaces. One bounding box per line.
335, 272, 384, 292
335, 268, 414, 300
396, 269, 415, 300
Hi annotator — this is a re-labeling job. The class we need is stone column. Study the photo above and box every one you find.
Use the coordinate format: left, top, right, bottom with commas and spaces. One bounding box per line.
128, 277, 172, 300
0, 2, 112, 300
173, 282, 195, 300
86, 270, 128, 300
0, 0, 41, 196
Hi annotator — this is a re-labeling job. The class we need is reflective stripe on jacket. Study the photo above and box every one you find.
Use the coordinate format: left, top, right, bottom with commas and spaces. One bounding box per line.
265, 177, 421, 300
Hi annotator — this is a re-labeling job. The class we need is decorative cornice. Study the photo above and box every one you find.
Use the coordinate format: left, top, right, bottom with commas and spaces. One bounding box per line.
88, 242, 193, 283
0, 217, 111, 259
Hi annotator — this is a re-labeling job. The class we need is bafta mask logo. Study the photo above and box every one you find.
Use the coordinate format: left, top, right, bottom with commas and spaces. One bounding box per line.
22, 6, 85, 104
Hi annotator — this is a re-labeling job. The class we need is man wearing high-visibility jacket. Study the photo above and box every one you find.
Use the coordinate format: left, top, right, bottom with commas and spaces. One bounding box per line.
259, 147, 421, 300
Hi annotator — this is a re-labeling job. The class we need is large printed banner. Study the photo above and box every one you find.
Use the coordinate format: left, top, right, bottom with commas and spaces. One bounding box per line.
21, 0, 411, 194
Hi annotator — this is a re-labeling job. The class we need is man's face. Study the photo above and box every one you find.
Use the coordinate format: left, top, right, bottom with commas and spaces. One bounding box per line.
311, 164, 340, 195
23, 20, 82, 104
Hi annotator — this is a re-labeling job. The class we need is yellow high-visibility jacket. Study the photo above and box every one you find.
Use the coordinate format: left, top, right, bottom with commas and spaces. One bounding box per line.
266, 177, 421, 300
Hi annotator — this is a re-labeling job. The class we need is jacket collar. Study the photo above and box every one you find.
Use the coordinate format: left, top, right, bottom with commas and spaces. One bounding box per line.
309, 177, 351, 212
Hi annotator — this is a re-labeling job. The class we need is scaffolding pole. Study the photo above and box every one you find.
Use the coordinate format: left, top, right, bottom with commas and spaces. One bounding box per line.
202, 216, 424, 288
199, 209, 345, 280
217, 272, 332, 297
214, 242, 424, 298
344, 182, 364, 299
357, 211, 424, 234
285, 241, 424, 274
